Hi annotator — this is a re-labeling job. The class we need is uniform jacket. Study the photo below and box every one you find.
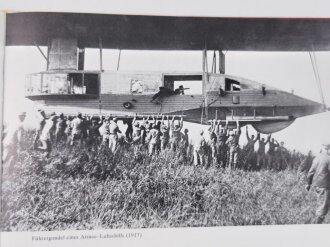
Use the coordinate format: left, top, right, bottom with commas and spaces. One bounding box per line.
307, 152, 330, 189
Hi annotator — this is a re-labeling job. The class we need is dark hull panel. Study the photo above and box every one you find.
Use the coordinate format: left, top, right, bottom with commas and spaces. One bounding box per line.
253, 120, 295, 134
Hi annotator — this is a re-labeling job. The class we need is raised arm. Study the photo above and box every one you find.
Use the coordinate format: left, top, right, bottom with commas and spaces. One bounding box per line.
214, 120, 220, 134
236, 120, 241, 135
179, 116, 183, 131
171, 115, 175, 129
246, 126, 251, 141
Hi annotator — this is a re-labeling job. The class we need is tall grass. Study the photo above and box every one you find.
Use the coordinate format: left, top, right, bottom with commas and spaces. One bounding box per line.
1, 132, 328, 231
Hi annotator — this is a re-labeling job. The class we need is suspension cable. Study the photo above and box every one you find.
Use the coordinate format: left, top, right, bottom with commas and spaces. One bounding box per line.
309, 52, 326, 105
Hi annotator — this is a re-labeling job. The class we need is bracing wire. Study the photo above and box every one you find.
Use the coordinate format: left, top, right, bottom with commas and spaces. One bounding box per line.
117, 49, 122, 71
309, 52, 326, 106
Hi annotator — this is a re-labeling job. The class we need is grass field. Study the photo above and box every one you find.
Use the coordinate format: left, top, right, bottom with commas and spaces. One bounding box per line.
1, 134, 329, 231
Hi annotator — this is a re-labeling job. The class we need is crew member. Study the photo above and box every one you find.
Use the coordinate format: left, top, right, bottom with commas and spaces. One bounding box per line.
147, 123, 161, 156
70, 112, 84, 146
55, 113, 67, 143
33, 109, 46, 149
306, 143, 330, 224
193, 130, 206, 166
242, 126, 258, 169
226, 120, 241, 169
208, 120, 217, 164
170, 115, 183, 151
160, 115, 170, 151
267, 136, 279, 169
37, 113, 57, 158
108, 117, 121, 153
256, 133, 270, 170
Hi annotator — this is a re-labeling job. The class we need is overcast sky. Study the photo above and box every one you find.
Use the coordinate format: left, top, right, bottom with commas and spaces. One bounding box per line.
3, 47, 330, 154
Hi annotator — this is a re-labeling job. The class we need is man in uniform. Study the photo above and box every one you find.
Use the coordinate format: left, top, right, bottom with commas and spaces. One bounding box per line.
64, 116, 73, 145
180, 128, 189, 162
193, 130, 206, 166
225, 120, 241, 169
37, 113, 57, 157
160, 115, 170, 151
266, 136, 279, 169
256, 133, 270, 170
275, 141, 289, 170
70, 112, 84, 146
2, 112, 26, 167
215, 120, 228, 168
88, 116, 102, 146
208, 121, 218, 165
242, 126, 258, 170
170, 115, 183, 151
147, 123, 161, 156
33, 109, 46, 149
99, 117, 110, 147
131, 116, 144, 148
55, 113, 67, 143
306, 143, 330, 224
108, 117, 121, 153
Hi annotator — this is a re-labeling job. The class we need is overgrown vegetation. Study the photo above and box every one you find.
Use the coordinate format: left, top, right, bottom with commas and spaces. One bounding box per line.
1, 132, 329, 231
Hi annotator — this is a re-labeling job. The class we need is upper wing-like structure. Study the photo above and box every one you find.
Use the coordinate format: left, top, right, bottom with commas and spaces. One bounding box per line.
5, 12, 330, 51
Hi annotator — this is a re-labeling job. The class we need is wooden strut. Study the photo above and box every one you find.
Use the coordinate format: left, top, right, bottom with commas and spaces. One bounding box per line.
212, 51, 217, 73
202, 44, 209, 123
33, 41, 48, 63
99, 38, 103, 72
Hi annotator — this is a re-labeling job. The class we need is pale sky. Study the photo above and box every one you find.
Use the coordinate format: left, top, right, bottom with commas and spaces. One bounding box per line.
3, 47, 330, 154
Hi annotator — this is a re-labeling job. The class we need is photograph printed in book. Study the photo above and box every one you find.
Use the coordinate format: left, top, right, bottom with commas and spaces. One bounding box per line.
1, 12, 330, 231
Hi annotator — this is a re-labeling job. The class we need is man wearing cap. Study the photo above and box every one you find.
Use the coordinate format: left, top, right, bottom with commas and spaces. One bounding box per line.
170, 115, 183, 151
37, 113, 57, 157
306, 143, 330, 224
225, 120, 241, 169
108, 117, 122, 153
70, 113, 84, 146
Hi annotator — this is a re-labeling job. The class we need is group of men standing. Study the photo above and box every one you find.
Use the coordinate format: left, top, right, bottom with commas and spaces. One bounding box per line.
3, 110, 292, 170
31, 110, 189, 159
192, 119, 290, 171
2, 110, 329, 223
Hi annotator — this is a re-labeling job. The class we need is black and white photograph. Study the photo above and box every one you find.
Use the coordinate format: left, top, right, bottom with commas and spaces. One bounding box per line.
1, 4, 330, 243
